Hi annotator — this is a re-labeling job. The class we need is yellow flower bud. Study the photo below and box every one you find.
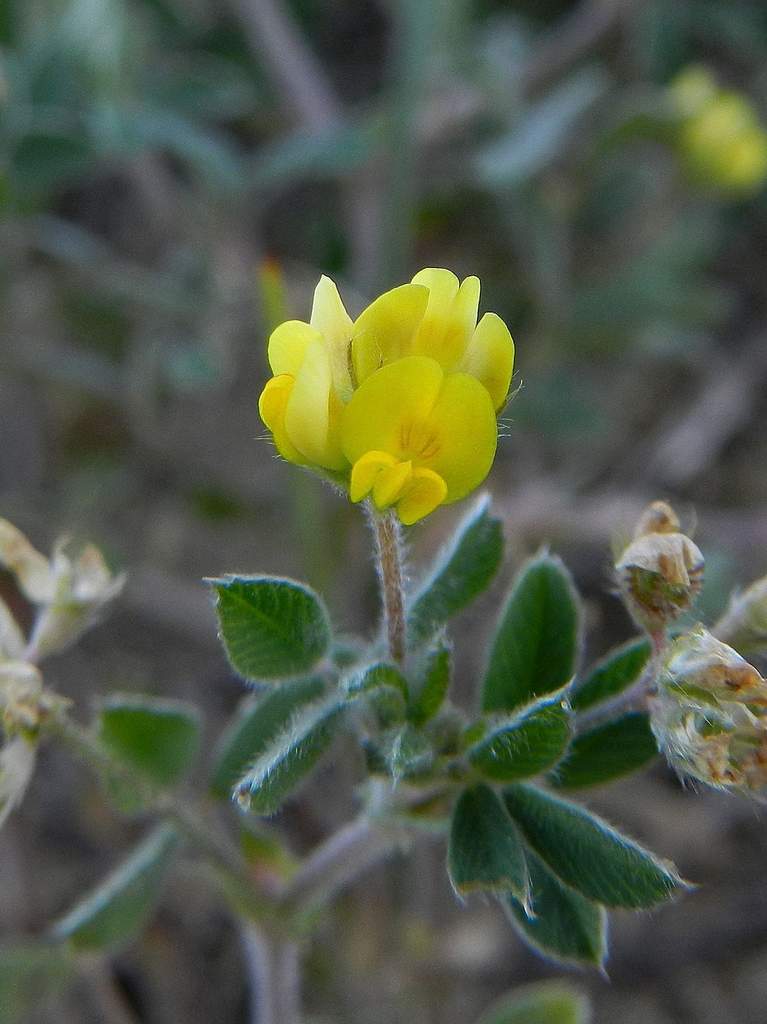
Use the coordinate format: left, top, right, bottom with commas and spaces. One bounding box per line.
615, 502, 703, 634
258, 270, 515, 523
651, 627, 767, 793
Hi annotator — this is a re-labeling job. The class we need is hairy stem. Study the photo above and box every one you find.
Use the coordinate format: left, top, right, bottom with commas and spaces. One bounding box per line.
370, 509, 407, 663
241, 926, 301, 1024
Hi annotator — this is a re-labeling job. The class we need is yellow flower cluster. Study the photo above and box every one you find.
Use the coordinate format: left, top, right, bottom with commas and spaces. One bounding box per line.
258, 269, 514, 525
670, 66, 767, 193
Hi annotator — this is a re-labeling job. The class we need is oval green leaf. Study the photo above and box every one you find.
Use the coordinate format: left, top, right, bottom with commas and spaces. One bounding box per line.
501, 850, 606, 969
51, 825, 178, 951
482, 554, 581, 713
210, 575, 331, 680
469, 696, 570, 782
99, 695, 200, 788
407, 496, 503, 647
211, 676, 326, 798
235, 697, 345, 815
570, 638, 650, 712
408, 643, 451, 727
504, 783, 688, 908
550, 713, 658, 790
448, 784, 529, 905
475, 981, 591, 1024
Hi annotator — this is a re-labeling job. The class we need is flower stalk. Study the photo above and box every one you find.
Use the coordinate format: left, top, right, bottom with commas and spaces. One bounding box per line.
370, 508, 407, 663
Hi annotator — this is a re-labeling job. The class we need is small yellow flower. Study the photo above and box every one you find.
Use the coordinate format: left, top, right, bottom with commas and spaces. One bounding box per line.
258, 269, 515, 524
669, 66, 767, 194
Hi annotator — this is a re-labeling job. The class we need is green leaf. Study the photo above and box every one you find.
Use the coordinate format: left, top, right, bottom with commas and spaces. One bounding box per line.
51, 825, 179, 951
550, 713, 658, 789
234, 697, 345, 815
407, 496, 503, 646
469, 695, 570, 782
448, 784, 529, 905
343, 662, 409, 700
502, 851, 606, 969
211, 676, 326, 798
482, 553, 581, 713
210, 575, 331, 680
343, 661, 408, 727
0, 944, 74, 1024
388, 722, 434, 781
504, 784, 687, 908
408, 643, 451, 726
475, 981, 591, 1024
570, 639, 651, 712
98, 695, 200, 787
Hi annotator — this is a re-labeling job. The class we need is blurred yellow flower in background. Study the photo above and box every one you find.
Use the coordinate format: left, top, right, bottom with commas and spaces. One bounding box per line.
670, 66, 767, 194
258, 269, 515, 524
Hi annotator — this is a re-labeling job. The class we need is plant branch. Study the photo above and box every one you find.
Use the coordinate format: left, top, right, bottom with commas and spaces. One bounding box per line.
240, 925, 301, 1024
370, 509, 407, 663
280, 811, 409, 919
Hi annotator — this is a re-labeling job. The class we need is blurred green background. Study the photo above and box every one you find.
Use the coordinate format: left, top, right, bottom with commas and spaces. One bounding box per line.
2, 1, 767, 1021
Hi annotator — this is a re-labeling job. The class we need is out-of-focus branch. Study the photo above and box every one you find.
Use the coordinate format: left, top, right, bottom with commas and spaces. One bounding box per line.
520, 0, 639, 97
227, 0, 341, 129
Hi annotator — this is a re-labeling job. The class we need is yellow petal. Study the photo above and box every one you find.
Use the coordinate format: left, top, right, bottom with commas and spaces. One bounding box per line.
284, 340, 347, 470
351, 283, 429, 384
349, 450, 398, 503
373, 460, 413, 510
410, 268, 460, 365
424, 373, 497, 502
258, 375, 305, 464
310, 275, 354, 398
342, 356, 445, 465
267, 320, 321, 376
460, 312, 515, 410
397, 468, 447, 525
441, 275, 480, 366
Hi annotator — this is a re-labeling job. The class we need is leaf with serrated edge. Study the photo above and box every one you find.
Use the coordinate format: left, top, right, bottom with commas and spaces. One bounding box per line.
209, 575, 331, 680
99, 695, 200, 788
448, 784, 529, 907
211, 676, 326, 798
570, 638, 650, 712
470, 691, 570, 782
474, 981, 591, 1024
235, 698, 345, 815
407, 495, 503, 646
482, 553, 581, 713
504, 783, 688, 908
550, 713, 657, 790
501, 850, 607, 969
51, 825, 178, 951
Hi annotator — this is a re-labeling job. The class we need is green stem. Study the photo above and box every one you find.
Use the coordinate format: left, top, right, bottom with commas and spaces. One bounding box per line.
370, 509, 407, 663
